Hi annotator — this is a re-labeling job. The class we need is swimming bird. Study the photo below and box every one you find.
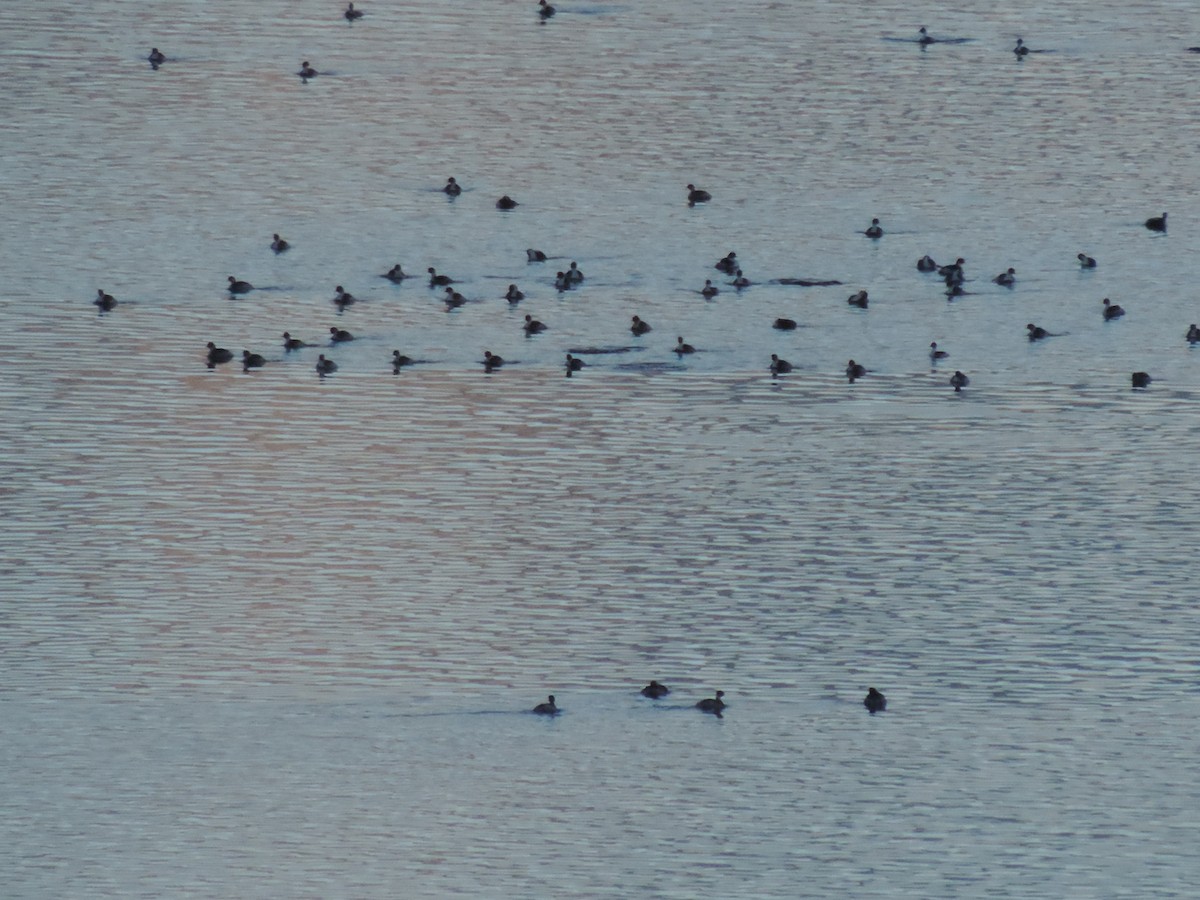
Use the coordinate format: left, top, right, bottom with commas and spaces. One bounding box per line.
917, 27, 935, 46
864, 217, 883, 238
1132, 372, 1152, 388
523, 314, 547, 336
847, 290, 868, 308
148, 48, 165, 68
443, 177, 461, 196
701, 279, 719, 298
730, 270, 751, 289
496, 195, 519, 210
527, 248, 547, 262
483, 350, 503, 372
298, 61, 317, 80
564, 353, 585, 376
444, 288, 467, 309
715, 252, 738, 274
282, 332, 309, 352
846, 360, 867, 382
206, 342, 233, 368
641, 681, 670, 699
1145, 212, 1167, 232
916, 255, 938, 272
538, 0, 555, 19
992, 267, 1016, 286
1078, 253, 1097, 269
383, 265, 411, 283
675, 336, 696, 355
427, 267, 455, 287
565, 262, 584, 284
696, 691, 726, 714
242, 350, 266, 372
271, 233, 289, 254
929, 341, 949, 361
864, 687, 886, 713
1026, 323, 1049, 341
392, 350, 413, 371
938, 258, 965, 279
344, 2, 363, 21
770, 354, 793, 376
1187, 324, 1200, 345
773, 317, 797, 331
333, 285, 355, 310
94, 289, 117, 312
315, 354, 338, 376
227, 276, 253, 294
533, 695, 558, 714
505, 284, 525, 303
1102, 298, 1125, 321
1014, 37, 1029, 57
329, 326, 354, 343
950, 370, 970, 392
686, 184, 712, 206
630, 315, 652, 336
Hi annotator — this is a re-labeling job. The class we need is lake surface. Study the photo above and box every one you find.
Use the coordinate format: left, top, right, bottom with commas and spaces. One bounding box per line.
3, 1, 1200, 897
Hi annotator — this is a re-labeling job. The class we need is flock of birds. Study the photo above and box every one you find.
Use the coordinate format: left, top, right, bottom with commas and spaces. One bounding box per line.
529, 685, 888, 718
116, 7, 1200, 393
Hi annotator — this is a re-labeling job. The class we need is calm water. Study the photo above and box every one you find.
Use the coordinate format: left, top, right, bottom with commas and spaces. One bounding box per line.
3, 1, 1200, 897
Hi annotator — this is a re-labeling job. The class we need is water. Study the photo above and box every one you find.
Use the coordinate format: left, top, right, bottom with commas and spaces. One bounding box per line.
3, 1, 1200, 897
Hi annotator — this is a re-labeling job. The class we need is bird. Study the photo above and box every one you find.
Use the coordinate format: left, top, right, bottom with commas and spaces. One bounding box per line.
674, 336, 696, 355
94, 289, 117, 312
992, 267, 1016, 286
483, 350, 503, 372
344, 2, 363, 21
442, 177, 462, 196
1132, 372, 1152, 389
846, 360, 867, 382
641, 681, 670, 699
206, 342, 233, 368
769, 354, 793, 376
715, 252, 738, 274
630, 315, 651, 336
505, 284, 525, 303
864, 687, 886, 713
537, 0, 556, 19
329, 326, 354, 343
1145, 212, 1167, 233
938, 258, 965, 279
392, 350, 414, 371
427, 267, 454, 287
564, 353, 585, 376
917, 27, 935, 46
864, 217, 883, 238
148, 48, 165, 68
773, 318, 797, 331
1026, 323, 1050, 341
523, 314, 547, 336
1014, 37, 1029, 57
945, 284, 966, 299
526, 248, 547, 262
1187, 324, 1200, 345
444, 288, 467, 309
950, 370, 970, 392
533, 695, 558, 714
333, 285, 355, 310
686, 184, 712, 206
315, 354, 338, 376
730, 269, 751, 289
701, 279, 719, 298
929, 342, 949, 361
298, 61, 317, 80
270, 234, 289, 254
1102, 298, 1125, 321
383, 265, 410, 283
696, 691, 726, 714
227, 276, 253, 294
242, 350, 265, 372
916, 255, 938, 272
282, 332, 308, 352
847, 290, 869, 308
554, 271, 572, 292
565, 262, 584, 284
1078, 253, 1097, 269
496, 195, 519, 210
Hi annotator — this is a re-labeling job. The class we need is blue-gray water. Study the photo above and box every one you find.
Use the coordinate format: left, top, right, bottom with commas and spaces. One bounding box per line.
3, 1, 1200, 897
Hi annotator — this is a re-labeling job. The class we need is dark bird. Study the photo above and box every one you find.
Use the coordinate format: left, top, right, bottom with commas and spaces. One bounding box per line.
917, 26, 935, 46
696, 691, 726, 715
282, 332, 309, 352
505, 284, 524, 303
329, 326, 354, 343
769, 354, 793, 376
298, 61, 317, 80
938, 258, 965, 279
533, 694, 559, 714
929, 342, 949, 361
526, 248, 547, 262
564, 353, 585, 376
333, 285, 356, 310
148, 48, 165, 68
565, 262, 584, 284
271, 233, 289, 254
344, 2, 363, 21
1102, 298, 1125, 321
950, 370, 970, 392
444, 288, 467, 309
427, 267, 455, 287
242, 350, 266, 372
992, 267, 1016, 286
674, 336, 696, 355
773, 317, 797, 331
227, 276, 253, 294
1132, 372, 1152, 389
496, 195, 519, 210
864, 687, 886, 713
630, 315, 652, 336
715, 252, 738, 274
206, 342, 233, 368
730, 269, 751, 289
483, 350, 503, 372
1014, 37, 1029, 57
315, 354, 338, 376
847, 290, 868, 308
94, 289, 117, 312
641, 681, 670, 699
383, 265, 411, 283
864, 217, 883, 238
701, 279, 719, 298
686, 183, 711, 206
392, 350, 413, 371
1078, 253, 1097, 269
1187, 324, 1200, 345
538, 0, 556, 19
523, 314, 547, 336
846, 360, 867, 382
916, 255, 938, 272
1026, 323, 1050, 341
1145, 212, 1167, 233
443, 177, 461, 196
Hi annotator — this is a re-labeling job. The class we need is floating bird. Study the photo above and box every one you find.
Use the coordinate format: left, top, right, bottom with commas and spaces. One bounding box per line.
242, 350, 265, 372
916, 255, 938, 272
344, 2, 363, 21
1132, 372, 1152, 389
630, 315, 652, 336
443, 177, 461, 196
938, 258, 965, 279
523, 314, 547, 336
773, 317, 797, 331
696, 691, 726, 715
864, 217, 883, 238
444, 288, 467, 309
846, 360, 867, 382
1187, 324, 1200, 345
206, 342, 233, 368
271, 233, 289, 254
769, 354, 793, 376
526, 248, 547, 262
315, 354, 337, 376
1026, 323, 1050, 341
298, 61, 317, 80
992, 267, 1016, 286
701, 279, 719, 298
715, 252, 738, 274
1078, 253, 1097, 269
427, 267, 455, 287
950, 370, 970, 392
483, 350, 503, 372
564, 353, 585, 376
227, 276, 253, 294
847, 290, 868, 308
1145, 212, 1167, 232
538, 0, 555, 19
730, 269, 751, 289
148, 48, 165, 68
333, 285, 355, 310
1102, 298, 1125, 321
505, 284, 525, 303
641, 680, 670, 699
864, 687, 886, 713
94, 289, 116, 312
675, 336, 696, 355
383, 265, 411, 283
329, 326, 354, 343
533, 694, 559, 714
686, 184, 711, 206
565, 262, 584, 284
282, 332, 309, 352
929, 342, 949, 361
1014, 37, 1029, 57
392, 350, 413, 371
917, 27, 935, 46
496, 195, 519, 210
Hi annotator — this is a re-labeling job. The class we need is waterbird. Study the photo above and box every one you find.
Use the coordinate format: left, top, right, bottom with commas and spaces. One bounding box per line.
271, 234, 289, 254
344, 2, 363, 21
206, 342, 233, 367
282, 332, 308, 352
1026, 323, 1049, 341
333, 285, 355, 310
538, 0, 555, 19
496, 195, 519, 210
992, 267, 1016, 286
769, 354, 793, 376
846, 360, 867, 382
1102, 298, 1125, 321
773, 318, 797, 331
696, 691, 726, 714
505, 284, 525, 303
917, 27, 935, 46
383, 265, 411, 283
298, 61, 317, 80
94, 289, 116, 312
630, 315, 651, 336
674, 336, 696, 355
565, 262, 584, 284
523, 314, 547, 336
533, 695, 558, 714
864, 687, 887, 713
1145, 212, 1167, 232
686, 183, 711, 206
329, 326, 354, 343
444, 288, 467, 309
227, 276, 253, 294
1132, 372, 1152, 389
929, 342, 949, 361
917, 255, 938, 272
427, 267, 454, 287
242, 350, 265, 372
950, 370, 970, 392
715, 252, 737, 274
1187, 324, 1200, 345
315, 354, 337, 376
847, 290, 868, 308
392, 350, 413, 371
564, 353, 585, 376
1014, 37, 1029, 57
148, 48, 165, 67
526, 248, 547, 262
641, 681, 670, 699
1078, 253, 1097, 269
443, 177, 461, 196
730, 269, 751, 289
701, 279, 719, 298
483, 350, 503, 372
864, 217, 883, 238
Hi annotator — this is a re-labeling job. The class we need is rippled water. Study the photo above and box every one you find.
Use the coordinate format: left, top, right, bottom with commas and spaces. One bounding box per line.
4, 0, 1200, 897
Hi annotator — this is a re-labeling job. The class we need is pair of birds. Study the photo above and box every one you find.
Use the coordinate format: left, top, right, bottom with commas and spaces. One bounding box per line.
439, 179, 519, 209
204, 342, 264, 372
532, 685, 726, 716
